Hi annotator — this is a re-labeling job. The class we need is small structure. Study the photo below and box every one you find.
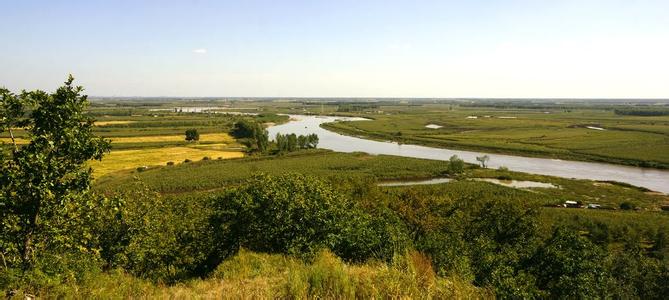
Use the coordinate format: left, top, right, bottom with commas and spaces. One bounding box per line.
564, 200, 581, 208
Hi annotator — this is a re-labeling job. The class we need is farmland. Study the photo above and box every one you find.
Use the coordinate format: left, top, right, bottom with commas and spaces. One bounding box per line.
321, 103, 669, 168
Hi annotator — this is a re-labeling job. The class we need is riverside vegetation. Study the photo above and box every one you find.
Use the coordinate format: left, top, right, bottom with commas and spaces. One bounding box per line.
2, 79, 669, 298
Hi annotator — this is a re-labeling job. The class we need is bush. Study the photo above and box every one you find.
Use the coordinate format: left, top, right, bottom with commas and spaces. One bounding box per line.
166, 161, 174, 166
210, 174, 405, 262
620, 202, 634, 210
202, 156, 210, 161
184, 159, 192, 163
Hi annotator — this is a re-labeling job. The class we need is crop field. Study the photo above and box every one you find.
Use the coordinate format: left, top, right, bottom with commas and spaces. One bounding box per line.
89, 146, 244, 178
322, 104, 669, 168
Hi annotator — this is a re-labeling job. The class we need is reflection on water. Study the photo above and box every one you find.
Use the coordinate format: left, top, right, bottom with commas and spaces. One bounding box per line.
267, 115, 669, 194
474, 178, 557, 189
378, 178, 452, 187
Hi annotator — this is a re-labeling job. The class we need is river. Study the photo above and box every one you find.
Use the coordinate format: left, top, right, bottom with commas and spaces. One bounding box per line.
267, 115, 669, 194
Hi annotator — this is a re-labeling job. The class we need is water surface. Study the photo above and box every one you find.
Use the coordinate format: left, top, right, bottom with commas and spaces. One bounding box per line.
268, 115, 669, 194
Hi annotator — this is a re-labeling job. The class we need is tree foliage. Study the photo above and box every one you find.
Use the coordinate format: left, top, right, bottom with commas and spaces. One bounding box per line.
0, 76, 111, 269
184, 128, 199, 142
231, 120, 268, 153
276, 133, 318, 153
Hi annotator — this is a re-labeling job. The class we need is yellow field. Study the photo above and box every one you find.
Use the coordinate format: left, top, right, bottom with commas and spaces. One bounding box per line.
89, 146, 244, 178
94, 121, 136, 126
0, 137, 28, 144
2, 133, 235, 146
109, 133, 235, 144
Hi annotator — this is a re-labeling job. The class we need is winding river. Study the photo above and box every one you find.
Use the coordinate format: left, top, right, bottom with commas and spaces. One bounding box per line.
268, 115, 669, 194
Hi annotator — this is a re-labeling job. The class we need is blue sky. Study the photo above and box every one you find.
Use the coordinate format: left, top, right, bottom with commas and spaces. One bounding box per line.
1, 0, 668, 97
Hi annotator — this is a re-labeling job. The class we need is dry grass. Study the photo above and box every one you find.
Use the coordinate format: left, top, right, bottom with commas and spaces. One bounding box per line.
28, 250, 490, 299
89, 146, 244, 178
109, 133, 235, 144
94, 120, 137, 126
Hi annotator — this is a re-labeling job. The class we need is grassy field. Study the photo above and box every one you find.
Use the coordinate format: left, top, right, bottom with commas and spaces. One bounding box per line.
23, 250, 487, 299
321, 105, 669, 168
96, 149, 669, 210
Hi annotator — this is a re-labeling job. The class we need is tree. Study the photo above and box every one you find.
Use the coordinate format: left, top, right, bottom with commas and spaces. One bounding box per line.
254, 126, 268, 153
286, 133, 298, 152
476, 155, 490, 168
447, 155, 465, 174
307, 133, 319, 148
0, 75, 111, 268
297, 135, 307, 149
531, 228, 609, 298
185, 128, 200, 142
231, 120, 268, 153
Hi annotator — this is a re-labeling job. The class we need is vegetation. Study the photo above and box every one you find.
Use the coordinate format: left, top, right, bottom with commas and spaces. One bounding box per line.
1, 76, 110, 269
185, 128, 200, 142
275, 133, 318, 153
321, 104, 669, 168
614, 107, 669, 116
231, 119, 269, 153
3, 83, 669, 298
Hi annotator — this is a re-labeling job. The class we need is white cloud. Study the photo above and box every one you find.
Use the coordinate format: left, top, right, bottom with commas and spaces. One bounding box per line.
192, 48, 207, 54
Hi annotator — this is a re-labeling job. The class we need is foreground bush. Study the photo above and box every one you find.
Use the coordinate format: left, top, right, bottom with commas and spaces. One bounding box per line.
210, 173, 410, 264
14, 250, 488, 299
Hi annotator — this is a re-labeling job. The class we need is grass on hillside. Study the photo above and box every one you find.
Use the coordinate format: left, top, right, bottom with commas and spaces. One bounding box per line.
18, 250, 487, 299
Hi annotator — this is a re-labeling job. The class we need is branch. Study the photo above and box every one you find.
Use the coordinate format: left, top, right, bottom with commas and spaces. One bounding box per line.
8, 127, 18, 152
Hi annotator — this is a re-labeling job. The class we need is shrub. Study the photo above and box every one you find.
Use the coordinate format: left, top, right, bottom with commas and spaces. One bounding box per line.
210, 174, 405, 262
166, 161, 174, 166
620, 202, 634, 210
202, 156, 210, 161
184, 159, 192, 163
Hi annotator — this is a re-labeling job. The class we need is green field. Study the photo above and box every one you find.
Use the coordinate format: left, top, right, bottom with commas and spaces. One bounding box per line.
321, 104, 669, 168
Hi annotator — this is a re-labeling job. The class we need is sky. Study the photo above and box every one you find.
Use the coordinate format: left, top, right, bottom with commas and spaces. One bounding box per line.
1, 0, 668, 98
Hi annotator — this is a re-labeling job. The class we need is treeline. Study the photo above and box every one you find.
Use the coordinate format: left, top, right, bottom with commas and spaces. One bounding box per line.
337, 103, 380, 112
614, 108, 669, 116
275, 133, 318, 153
230, 119, 269, 152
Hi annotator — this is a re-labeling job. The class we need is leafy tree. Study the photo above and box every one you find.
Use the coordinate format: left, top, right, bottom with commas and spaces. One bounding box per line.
0, 76, 111, 268
230, 120, 256, 138
231, 120, 268, 153
447, 155, 464, 174
306, 133, 319, 148
531, 227, 609, 298
297, 135, 307, 149
185, 128, 200, 142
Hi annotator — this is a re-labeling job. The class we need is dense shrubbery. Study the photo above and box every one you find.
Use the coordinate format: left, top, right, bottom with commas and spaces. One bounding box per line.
210, 174, 408, 263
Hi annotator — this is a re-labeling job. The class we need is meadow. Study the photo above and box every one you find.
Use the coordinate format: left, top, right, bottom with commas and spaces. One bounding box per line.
321, 103, 669, 168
